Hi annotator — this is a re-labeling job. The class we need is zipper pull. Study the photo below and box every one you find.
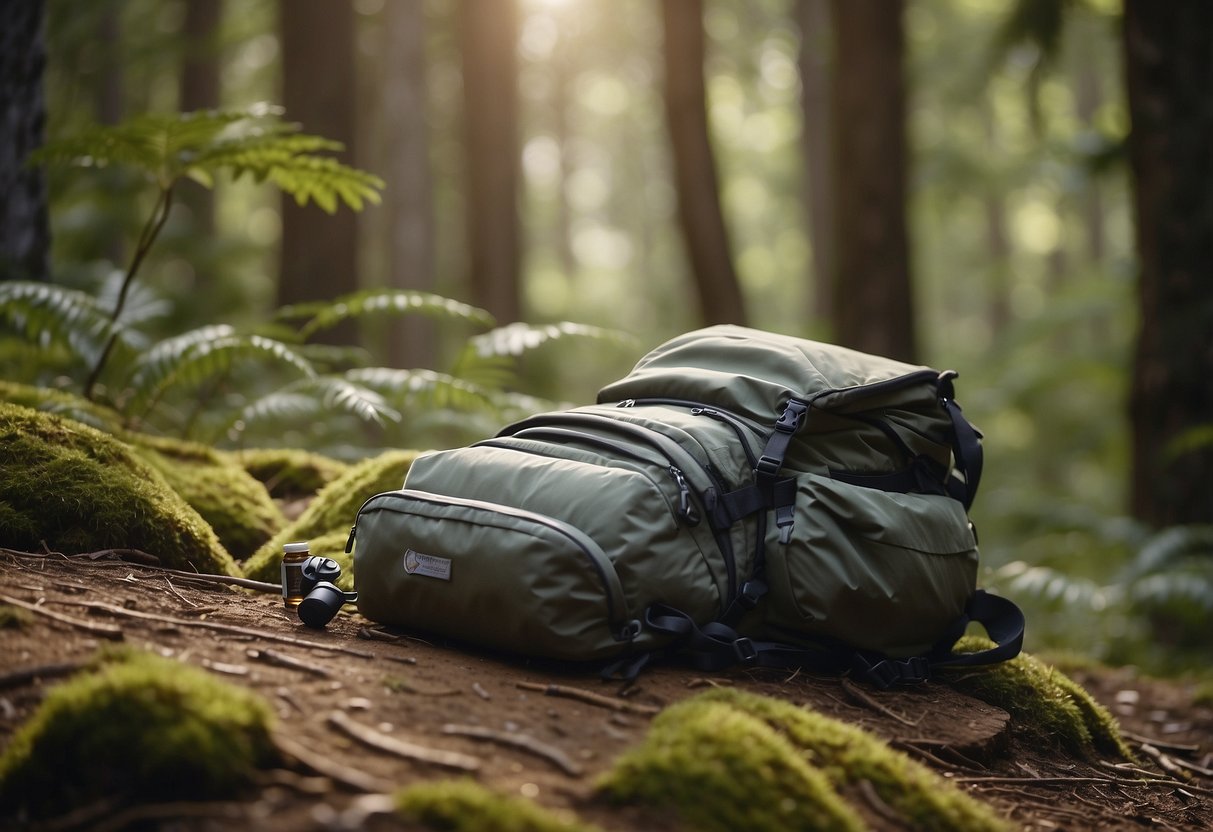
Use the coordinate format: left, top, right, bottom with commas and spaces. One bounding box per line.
345, 524, 357, 553
669, 467, 700, 526
616, 399, 636, 408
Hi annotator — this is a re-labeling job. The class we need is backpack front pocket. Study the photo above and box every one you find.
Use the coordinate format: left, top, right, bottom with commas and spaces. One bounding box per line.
760, 474, 978, 657
353, 489, 637, 662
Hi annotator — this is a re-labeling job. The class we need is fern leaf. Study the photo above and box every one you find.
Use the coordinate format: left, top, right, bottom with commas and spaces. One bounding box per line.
347, 367, 497, 413
284, 289, 494, 340
229, 375, 399, 435
469, 321, 634, 359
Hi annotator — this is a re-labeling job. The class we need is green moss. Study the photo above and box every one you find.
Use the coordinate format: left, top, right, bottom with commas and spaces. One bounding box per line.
599, 697, 866, 832
396, 780, 600, 832
0, 604, 32, 629
1193, 681, 1213, 708
243, 450, 419, 582
0, 649, 278, 819
699, 688, 1008, 831
943, 637, 1131, 759
129, 434, 285, 559
0, 403, 240, 575
225, 447, 350, 498
0, 380, 124, 434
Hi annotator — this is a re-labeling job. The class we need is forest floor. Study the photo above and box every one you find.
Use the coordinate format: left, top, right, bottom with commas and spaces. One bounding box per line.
1, 548, 1211, 831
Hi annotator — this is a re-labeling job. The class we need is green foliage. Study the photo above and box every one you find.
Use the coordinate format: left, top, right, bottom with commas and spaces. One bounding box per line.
395, 780, 601, 832
243, 450, 419, 582
30, 105, 383, 212
600, 688, 1008, 832
0, 402, 240, 575
0, 649, 278, 820
225, 447, 350, 498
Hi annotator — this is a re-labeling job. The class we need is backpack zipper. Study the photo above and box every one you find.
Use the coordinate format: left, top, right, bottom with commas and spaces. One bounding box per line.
615, 397, 763, 468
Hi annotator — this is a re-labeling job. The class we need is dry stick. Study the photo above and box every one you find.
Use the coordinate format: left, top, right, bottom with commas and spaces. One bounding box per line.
1122, 730, 1201, 755
442, 723, 583, 777
248, 647, 332, 678
516, 682, 661, 716
1138, 743, 1195, 779
327, 710, 481, 772
839, 677, 921, 727
2, 547, 281, 593
0, 660, 85, 691
956, 770, 1213, 796
53, 599, 376, 659
0, 593, 124, 641
273, 732, 392, 794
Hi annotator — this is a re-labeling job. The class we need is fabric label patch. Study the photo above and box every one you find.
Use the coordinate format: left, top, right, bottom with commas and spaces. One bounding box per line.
403, 548, 452, 581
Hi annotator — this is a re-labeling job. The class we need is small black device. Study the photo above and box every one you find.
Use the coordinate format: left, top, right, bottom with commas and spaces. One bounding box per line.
296, 556, 357, 629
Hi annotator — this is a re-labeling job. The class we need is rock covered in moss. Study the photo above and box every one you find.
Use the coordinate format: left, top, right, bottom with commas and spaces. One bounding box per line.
0, 403, 240, 575
0, 380, 124, 434
129, 433, 285, 559
0, 649, 278, 820
243, 449, 419, 582
599, 689, 1009, 832
396, 780, 600, 832
943, 637, 1131, 758
225, 447, 350, 499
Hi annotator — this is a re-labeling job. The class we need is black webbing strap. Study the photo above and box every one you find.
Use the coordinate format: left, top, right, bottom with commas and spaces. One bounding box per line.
937, 371, 983, 510
930, 589, 1025, 669
755, 399, 809, 483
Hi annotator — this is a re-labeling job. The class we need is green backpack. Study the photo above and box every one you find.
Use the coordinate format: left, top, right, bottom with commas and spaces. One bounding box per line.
350, 325, 1023, 686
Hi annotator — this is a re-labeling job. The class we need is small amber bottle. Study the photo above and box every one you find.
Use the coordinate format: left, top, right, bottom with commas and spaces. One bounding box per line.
281, 541, 310, 609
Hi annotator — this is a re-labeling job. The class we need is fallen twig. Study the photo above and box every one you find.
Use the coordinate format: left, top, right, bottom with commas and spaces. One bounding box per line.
840, 676, 920, 727
248, 648, 332, 678
0, 660, 85, 691
442, 723, 583, 777
273, 732, 393, 793
516, 681, 660, 715
53, 599, 375, 658
0, 593, 123, 641
327, 710, 481, 772
957, 768, 1213, 796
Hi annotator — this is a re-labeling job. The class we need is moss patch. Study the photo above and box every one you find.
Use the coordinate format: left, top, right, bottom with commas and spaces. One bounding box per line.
129, 434, 285, 559
225, 447, 350, 499
0, 649, 278, 820
0, 603, 32, 629
243, 450, 419, 582
942, 637, 1131, 759
600, 689, 1007, 832
0, 403, 240, 575
396, 780, 601, 832
0, 380, 124, 434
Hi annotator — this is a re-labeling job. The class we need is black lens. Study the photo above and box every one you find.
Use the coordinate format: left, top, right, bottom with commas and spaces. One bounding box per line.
298, 582, 346, 629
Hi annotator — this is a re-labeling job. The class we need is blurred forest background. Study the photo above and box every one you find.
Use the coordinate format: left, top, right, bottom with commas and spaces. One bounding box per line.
0, 0, 1209, 672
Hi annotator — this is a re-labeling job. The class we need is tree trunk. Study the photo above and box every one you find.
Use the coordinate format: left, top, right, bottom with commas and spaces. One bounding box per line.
382, 0, 437, 369
1124, 0, 1213, 526
829, 0, 915, 362
277, 0, 360, 344
179, 0, 221, 242
0, 0, 50, 281
459, 0, 522, 325
796, 0, 834, 330
661, 0, 747, 327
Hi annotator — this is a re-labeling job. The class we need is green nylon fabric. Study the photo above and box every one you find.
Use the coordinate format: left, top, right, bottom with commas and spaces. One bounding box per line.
353, 325, 982, 663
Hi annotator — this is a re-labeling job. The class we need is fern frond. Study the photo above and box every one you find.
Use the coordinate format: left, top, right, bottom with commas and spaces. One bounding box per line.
32, 105, 384, 212
127, 329, 316, 417
1124, 525, 1213, 581
229, 375, 399, 436
995, 561, 1121, 610
1131, 572, 1213, 611
282, 289, 494, 341
469, 321, 634, 358
0, 281, 117, 343
347, 367, 498, 413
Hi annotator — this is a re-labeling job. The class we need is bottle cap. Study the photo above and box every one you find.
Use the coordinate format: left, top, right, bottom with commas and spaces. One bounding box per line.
283, 542, 311, 554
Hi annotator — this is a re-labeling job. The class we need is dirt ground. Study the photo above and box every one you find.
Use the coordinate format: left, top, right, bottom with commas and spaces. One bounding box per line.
1, 548, 1211, 831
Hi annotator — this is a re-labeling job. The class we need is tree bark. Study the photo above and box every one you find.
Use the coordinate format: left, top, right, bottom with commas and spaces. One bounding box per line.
0, 0, 50, 281
459, 0, 522, 325
661, 0, 747, 327
382, 0, 438, 369
277, 0, 360, 344
829, 0, 915, 362
179, 0, 222, 242
1124, 0, 1213, 526
796, 0, 834, 329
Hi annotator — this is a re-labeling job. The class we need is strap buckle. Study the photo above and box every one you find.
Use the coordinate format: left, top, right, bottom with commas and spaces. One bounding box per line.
732, 637, 758, 664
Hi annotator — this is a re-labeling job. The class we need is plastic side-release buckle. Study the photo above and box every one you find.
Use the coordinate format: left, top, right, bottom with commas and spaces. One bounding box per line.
732, 637, 758, 664
737, 579, 768, 610
776, 399, 809, 433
